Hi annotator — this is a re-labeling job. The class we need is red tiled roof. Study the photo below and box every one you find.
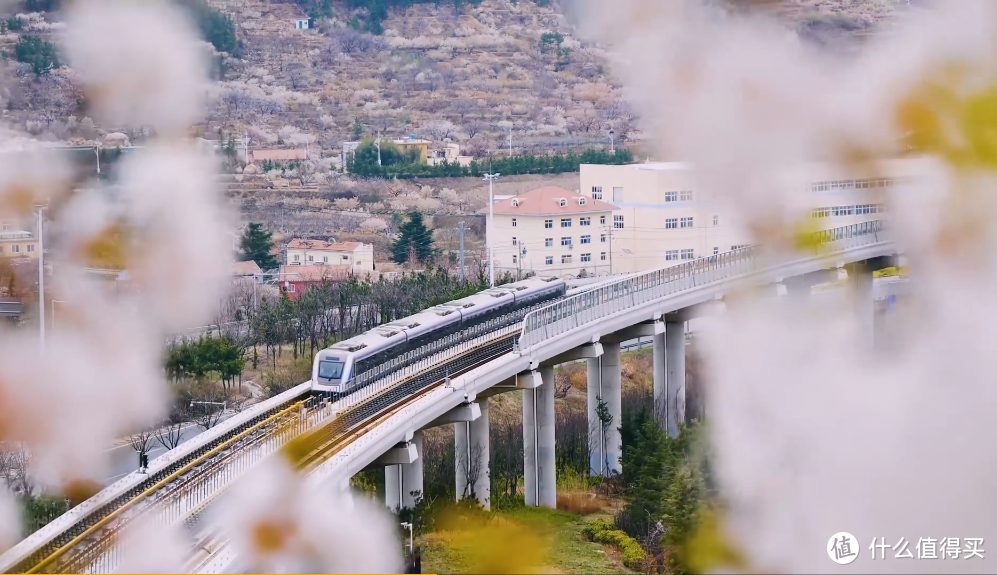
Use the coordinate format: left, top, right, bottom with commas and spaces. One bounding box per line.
286, 239, 365, 252
280, 264, 352, 282
484, 186, 616, 216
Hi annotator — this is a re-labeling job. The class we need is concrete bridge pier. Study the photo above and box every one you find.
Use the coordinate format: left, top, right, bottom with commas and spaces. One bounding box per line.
845, 255, 895, 350
454, 400, 490, 509
523, 367, 556, 508
665, 316, 685, 439
377, 439, 420, 512
598, 341, 622, 476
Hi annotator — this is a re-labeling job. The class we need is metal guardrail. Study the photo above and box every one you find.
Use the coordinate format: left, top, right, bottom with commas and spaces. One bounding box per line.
516, 220, 888, 351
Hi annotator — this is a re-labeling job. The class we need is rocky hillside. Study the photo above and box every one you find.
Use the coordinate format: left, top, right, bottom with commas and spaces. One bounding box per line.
202, 0, 631, 160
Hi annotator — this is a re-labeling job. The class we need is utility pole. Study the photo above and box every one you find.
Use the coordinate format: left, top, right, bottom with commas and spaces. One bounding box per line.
36, 205, 44, 352
376, 132, 382, 166
457, 221, 466, 281
608, 129, 615, 155
244, 132, 249, 164
94, 143, 101, 176
483, 173, 500, 287
608, 223, 614, 276
507, 126, 513, 158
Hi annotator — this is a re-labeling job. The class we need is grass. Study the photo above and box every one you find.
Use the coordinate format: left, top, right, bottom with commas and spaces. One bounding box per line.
420, 506, 630, 574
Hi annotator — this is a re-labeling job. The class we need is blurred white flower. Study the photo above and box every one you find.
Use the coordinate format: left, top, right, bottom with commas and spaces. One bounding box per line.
63, 0, 210, 135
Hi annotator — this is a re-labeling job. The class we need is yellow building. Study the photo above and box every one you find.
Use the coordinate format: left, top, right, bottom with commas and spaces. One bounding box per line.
0, 216, 37, 259
579, 157, 924, 274
485, 186, 617, 279
394, 135, 431, 163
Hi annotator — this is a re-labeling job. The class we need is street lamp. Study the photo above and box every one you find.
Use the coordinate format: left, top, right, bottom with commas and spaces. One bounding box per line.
400, 522, 414, 554
94, 142, 101, 176
608, 129, 615, 155
482, 173, 500, 287
376, 132, 382, 166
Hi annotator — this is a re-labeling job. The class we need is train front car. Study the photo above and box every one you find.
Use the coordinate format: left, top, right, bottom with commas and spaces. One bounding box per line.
311, 349, 352, 396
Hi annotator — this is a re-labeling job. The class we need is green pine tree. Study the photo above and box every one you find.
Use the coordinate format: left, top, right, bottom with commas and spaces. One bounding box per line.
391, 211, 435, 265
239, 223, 279, 270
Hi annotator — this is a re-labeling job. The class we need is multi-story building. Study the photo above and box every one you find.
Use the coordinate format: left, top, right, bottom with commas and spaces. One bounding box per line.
0, 216, 37, 260
580, 158, 920, 275
286, 239, 374, 275
486, 186, 616, 279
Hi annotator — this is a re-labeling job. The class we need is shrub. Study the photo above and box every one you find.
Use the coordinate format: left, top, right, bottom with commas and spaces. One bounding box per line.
583, 520, 647, 569
14, 35, 60, 76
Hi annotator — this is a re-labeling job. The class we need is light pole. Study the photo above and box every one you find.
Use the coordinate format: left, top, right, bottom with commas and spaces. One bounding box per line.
483, 173, 500, 287
400, 522, 414, 554
608, 129, 615, 155
36, 205, 44, 352
94, 143, 101, 176
376, 132, 382, 166
507, 126, 513, 157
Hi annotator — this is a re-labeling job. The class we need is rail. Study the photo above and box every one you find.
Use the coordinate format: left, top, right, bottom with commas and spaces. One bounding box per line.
517, 220, 887, 351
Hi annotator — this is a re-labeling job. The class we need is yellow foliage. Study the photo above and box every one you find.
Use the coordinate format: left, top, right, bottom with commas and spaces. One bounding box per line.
895, 62, 997, 169
791, 216, 827, 255
79, 222, 130, 270
436, 509, 547, 574
684, 506, 747, 575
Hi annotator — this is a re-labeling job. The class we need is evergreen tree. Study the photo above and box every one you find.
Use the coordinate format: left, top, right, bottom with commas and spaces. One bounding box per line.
240, 223, 278, 270
391, 211, 435, 265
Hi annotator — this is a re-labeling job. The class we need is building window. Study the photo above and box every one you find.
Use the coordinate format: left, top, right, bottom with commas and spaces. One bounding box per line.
308, 255, 314, 262
545, 238, 553, 247
512, 218, 517, 227
544, 219, 553, 229
665, 218, 678, 229
545, 256, 553, 265
581, 235, 591, 244
293, 254, 300, 262
512, 255, 518, 264
600, 233, 607, 243
286, 284, 296, 293
666, 250, 678, 261
832, 205, 855, 216
561, 218, 572, 228
512, 237, 518, 245
561, 237, 572, 246
12, 245, 20, 253
561, 254, 572, 264
579, 217, 591, 227
592, 186, 603, 200
732, 244, 749, 251
665, 192, 678, 202
680, 217, 694, 229
681, 249, 694, 260
713, 215, 719, 226
613, 187, 624, 202
559, 198, 567, 207
1, 223, 9, 232
680, 190, 693, 201
512, 199, 520, 207
323, 256, 328, 263
342, 255, 349, 260
614, 215, 624, 229
578, 197, 587, 206
600, 216, 607, 225
581, 253, 592, 262
27, 244, 34, 253
600, 252, 607, 261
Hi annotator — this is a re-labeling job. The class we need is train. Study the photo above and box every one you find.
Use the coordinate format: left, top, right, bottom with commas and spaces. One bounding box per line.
310, 276, 567, 395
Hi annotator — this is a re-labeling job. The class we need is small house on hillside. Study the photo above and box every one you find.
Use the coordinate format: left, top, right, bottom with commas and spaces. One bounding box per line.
279, 265, 352, 299
286, 239, 374, 274
294, 18, 313, 30
248, 149, 309, 165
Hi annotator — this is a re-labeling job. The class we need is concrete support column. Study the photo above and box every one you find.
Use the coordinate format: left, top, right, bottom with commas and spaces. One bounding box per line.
847, 263, 876, 350
469, 398, 490, 510
652, 331, 667, 429
599, 342, 622, 476
385, 464, 402, 512
522, 386, 538, 506
665, 318, 686, 438
586, 357, 602, 475
537, 366, 557, 508
402, 431, 424, 509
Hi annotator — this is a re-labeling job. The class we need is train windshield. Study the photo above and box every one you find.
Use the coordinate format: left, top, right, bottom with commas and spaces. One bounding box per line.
318, 360, 345, 380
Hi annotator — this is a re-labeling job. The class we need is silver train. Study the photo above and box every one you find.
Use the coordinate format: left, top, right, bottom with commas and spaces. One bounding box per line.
311, 276, 566, 395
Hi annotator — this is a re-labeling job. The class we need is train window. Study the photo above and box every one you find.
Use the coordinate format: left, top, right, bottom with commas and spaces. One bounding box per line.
318, 360, 345, 380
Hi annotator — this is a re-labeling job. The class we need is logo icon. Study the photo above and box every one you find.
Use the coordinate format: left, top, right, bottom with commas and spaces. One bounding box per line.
828, 532, 860, 565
